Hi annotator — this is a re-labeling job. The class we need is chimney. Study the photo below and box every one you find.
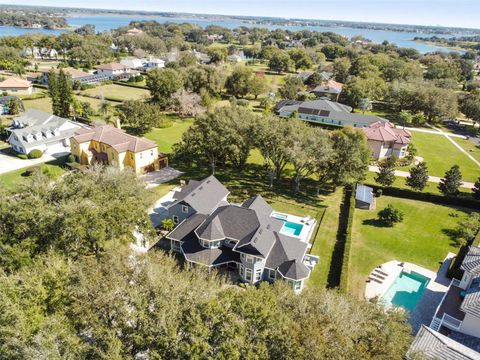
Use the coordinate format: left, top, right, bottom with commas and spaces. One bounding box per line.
115, 118, 121, 129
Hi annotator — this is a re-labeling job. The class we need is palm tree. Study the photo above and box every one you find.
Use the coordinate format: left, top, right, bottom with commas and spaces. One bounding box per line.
99, 100, 111, 117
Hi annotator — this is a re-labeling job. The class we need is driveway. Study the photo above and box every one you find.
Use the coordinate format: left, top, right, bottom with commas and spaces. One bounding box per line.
142, 166, 184, 189
0, 148, 59, 175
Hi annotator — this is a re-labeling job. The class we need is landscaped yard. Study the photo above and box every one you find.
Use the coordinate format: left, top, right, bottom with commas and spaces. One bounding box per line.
348, 195, 474, 297
144, 119, 193, 154
81, 84, 150, 101
0, 157, 67, 191
410, 132, 480, 182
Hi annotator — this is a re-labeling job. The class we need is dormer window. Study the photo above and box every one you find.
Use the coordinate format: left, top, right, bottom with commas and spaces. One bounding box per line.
181, 205, 188, 214
34, 132, 42, 141
53, 129, 60, 136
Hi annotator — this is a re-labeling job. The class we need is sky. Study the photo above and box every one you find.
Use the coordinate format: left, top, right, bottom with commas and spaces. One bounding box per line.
3, 0, 480, 29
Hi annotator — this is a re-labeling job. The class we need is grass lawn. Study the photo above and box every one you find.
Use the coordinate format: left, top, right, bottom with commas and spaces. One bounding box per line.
364, 172, 472, 195
23, 97, 53, 112
410, 132, 480, 182
0, 157, 67, 191
81, 84, 150, 101
307, 188, 344, 288
455, 137, 480, 164
144, 119, 193, 154
348, 195, 474, 297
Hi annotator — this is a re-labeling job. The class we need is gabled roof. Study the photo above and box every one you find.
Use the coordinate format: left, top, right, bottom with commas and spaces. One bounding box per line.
43, 67, 91, 79
363, 121, 411, 145
72, 125, 157, 153
265, 233, 309, 274
461, 246, 480, 277
167, 213, 208, 241
356, 184, 374, 205
278, 259, 310, 281
171, 175, 230, 215
312, 80, 343, 94
0, 77, 32, 89
96, 62, 129, 71
234, 225, 276, 258
461, 277, 480, 319
406, 325, 480, 360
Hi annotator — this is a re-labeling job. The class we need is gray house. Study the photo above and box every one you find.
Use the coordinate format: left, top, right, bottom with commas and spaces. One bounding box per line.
406, 325, 480, 360
275, 99, 387, 128
355, 184, 375, 210
165, 175, 318, 293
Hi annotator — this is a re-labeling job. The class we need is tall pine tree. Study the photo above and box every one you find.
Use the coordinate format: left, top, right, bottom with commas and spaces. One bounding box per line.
47, 69, 60, 116
406, 161, 429, 191
58, 68, 73, 118
473, 177, 480, 200
375, 156, 397, 186
438, 165, 462, 196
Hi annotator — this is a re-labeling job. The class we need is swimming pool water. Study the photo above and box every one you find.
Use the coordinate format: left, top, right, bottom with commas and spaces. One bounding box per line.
280, 221, 303, 237
382, 271, 430, 311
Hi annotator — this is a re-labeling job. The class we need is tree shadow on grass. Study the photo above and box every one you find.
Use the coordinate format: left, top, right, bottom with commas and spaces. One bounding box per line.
362, 218, 390, 228
441, 228, 463, 247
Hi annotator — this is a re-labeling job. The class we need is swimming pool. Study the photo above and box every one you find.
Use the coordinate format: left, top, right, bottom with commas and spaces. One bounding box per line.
382, 271, 430, 311
272, 213, 304, 237
280, 221, 303, 236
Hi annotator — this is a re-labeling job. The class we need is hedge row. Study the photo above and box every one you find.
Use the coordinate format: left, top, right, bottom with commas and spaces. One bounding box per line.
365, 184, 480, 210
339, 186, 356, 293
80, 93, 123, 103
112, 81, 148, 90
326, 185, 355, 290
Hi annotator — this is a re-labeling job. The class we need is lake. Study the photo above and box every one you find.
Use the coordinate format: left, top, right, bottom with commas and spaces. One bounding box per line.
0, 14, 463, 54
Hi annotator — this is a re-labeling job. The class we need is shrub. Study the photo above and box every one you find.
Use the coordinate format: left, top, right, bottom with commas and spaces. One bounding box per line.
378, 205, 404, 227
22, 166, 41, 177
135, 75, 144, 82
27, 149, 43, 159
17, 154, 28, 159
376, 189, 383, 197
128, 76, 136, 83
161, 219, 174, 232
67, 154, 76, 163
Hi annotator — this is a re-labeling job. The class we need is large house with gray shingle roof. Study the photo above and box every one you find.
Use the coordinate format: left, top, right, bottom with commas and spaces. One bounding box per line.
165, 175, 318, 292
407, 325, 480, 360
275, 99, 388, 128
6, 109, 83, 155
430, 246, 480, 339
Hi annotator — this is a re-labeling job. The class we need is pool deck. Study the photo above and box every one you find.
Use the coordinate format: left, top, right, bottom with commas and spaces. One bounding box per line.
271, 211, 316, 246
365, 254, 456, 334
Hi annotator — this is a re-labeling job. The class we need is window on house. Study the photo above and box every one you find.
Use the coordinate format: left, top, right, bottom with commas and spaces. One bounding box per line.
246, 255, 254, 264
212, 240, 221, 248
151, 150, 154, 156
255, 269, 262, 281
181, 205, 188, 214
172, 215, 179, 224
171, 240, 181, 252
140, 153, 143, 159
239, 265, 244, 277
269, 269, 276, 280
245, 268, 252, 282
294, 280, 302, 291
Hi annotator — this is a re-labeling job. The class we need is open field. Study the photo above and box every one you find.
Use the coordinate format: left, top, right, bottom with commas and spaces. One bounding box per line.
409, 132, 480, 182
80, 84, 150, 101
348, 195, 474, 297
144, 119, 193, 154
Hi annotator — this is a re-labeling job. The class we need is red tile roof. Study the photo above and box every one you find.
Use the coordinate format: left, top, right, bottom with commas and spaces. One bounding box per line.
363, 121, 411, 145
73, 125, 157, 153
0, 77, 32, 89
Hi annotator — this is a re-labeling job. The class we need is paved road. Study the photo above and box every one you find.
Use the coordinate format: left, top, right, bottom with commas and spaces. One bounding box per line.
369, 166, 475, 189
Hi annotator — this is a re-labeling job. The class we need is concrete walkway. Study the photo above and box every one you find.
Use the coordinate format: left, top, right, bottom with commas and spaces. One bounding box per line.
0, 149, 63, 175
368, 166, 475, 189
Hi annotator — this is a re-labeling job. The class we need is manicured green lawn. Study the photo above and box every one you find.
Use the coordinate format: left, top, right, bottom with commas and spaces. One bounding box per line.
455, 138, 480, 164
0, 157, 67, 191
348, 195, 474, 297
23, 97, 53, 112
144, 119, 193, 154
81, 84, 150, 101
410, 132, 480, 182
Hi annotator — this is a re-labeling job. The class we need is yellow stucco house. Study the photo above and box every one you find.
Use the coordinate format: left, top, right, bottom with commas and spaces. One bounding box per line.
70, 125, 167, 174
